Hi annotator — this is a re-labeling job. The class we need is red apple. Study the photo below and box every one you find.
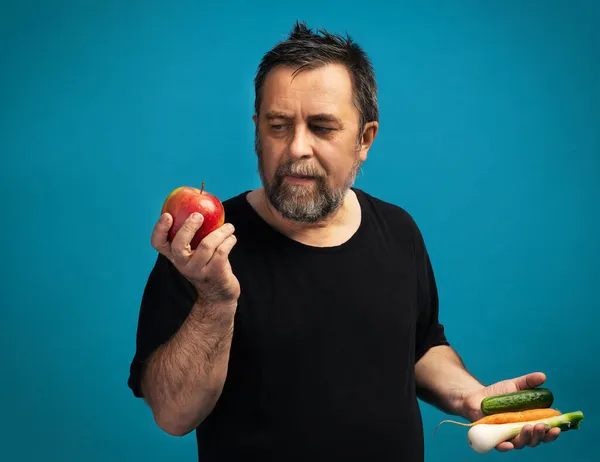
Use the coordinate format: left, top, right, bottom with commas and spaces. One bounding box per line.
161, 182, 225, 250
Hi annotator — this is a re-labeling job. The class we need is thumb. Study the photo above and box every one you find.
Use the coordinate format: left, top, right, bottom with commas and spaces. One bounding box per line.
481, 372, 547, 399
511, 372, 547, 391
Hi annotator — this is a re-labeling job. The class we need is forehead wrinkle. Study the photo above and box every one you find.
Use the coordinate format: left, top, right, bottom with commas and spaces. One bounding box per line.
260, 67, 357, 127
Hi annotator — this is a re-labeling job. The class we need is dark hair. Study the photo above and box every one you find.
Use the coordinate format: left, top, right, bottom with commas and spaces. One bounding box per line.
254, 21, 379, 130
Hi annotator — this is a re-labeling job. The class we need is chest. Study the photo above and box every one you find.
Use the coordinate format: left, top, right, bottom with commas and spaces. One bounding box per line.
229, 239, 419, 368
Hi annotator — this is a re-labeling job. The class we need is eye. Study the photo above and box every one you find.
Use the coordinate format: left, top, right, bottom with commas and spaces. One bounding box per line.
270, 124, 287, 131
312, 126, 334, 134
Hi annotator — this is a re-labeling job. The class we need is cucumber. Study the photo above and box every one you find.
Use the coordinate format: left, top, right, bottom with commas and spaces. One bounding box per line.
480, 387, 554, 415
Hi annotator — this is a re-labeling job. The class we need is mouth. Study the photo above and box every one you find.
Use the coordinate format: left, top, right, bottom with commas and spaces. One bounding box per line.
284, 175, 317, 184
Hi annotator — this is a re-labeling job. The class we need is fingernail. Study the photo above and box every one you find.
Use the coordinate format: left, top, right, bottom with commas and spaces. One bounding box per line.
191, 213, 201, 222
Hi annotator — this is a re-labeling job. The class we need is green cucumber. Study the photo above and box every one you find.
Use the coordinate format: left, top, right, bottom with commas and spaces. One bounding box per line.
480, 387, 554, 415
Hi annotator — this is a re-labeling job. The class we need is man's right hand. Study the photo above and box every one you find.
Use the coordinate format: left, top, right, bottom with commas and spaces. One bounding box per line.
151, 212, 241, 306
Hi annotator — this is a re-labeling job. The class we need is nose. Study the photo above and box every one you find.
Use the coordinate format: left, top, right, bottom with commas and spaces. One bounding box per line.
288, 125, 313, 160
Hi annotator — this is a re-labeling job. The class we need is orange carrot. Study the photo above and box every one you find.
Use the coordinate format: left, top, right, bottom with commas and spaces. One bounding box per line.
433, 408, 562, 436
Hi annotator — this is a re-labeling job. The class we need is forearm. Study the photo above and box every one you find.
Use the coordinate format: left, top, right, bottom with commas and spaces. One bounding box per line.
415, 345, 484, 419
141, 299, 236, 436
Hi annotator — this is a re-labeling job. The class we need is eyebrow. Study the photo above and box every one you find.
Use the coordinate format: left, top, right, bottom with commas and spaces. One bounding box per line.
308, 113, 343, 126
265, 111, 293, 121
265, 111, 344, 127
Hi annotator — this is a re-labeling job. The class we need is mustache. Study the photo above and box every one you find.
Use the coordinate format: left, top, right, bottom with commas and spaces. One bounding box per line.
277, 162, 325, 178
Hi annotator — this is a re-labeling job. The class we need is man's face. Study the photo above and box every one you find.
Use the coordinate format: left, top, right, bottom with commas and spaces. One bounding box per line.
253, 63, 376, 223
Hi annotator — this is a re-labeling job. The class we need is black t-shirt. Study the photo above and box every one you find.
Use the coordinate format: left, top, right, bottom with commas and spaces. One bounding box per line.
128, 188, 449, 461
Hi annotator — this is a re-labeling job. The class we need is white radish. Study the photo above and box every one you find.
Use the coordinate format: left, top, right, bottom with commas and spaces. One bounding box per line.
467, 410, 584, 454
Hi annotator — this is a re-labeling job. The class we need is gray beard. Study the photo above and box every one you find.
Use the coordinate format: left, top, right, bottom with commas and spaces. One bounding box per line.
255, 132, 362, 223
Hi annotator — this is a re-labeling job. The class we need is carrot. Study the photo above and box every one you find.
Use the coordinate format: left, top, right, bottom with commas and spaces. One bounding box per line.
433, 408, 562, 436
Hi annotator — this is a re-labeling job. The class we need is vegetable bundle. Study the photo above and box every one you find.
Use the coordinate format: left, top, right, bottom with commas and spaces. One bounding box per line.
434, 387, 584, 454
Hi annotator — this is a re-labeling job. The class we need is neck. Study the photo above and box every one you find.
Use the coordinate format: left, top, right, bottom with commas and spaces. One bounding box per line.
247, 187, 361, 247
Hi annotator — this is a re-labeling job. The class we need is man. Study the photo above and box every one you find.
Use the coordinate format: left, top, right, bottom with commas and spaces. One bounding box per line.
128, 22, 560, 461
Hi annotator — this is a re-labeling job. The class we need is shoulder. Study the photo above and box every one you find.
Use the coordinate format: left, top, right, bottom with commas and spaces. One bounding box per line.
219, 190, 254, 225
354, 188, 422, 239
222, 190, 252, 212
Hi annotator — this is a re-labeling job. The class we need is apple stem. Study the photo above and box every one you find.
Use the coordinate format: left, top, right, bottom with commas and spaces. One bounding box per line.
201, 181, 204, 194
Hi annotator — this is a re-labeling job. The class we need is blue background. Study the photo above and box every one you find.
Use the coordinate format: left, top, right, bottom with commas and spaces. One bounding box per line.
1, 1, 598, 461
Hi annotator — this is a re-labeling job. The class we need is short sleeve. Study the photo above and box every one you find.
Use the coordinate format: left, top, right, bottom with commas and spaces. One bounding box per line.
127, 254, 197, 398
413, 223, 450, 363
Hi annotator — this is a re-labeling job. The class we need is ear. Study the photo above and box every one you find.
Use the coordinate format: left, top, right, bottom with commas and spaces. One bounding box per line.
358, 121, 378, 162
252, 114, 258, 126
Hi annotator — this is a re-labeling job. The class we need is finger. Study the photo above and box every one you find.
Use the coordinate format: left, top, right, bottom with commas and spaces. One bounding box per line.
495, 442, 514, 452
528, 423, 546, 447
543, 427, 561, 444
151, 213, 174, 257
171, 213, 205, 262
187, 223, 235, 270
511, 372, 546, 391
205, 234, 237, 270
511, 424, 533, 450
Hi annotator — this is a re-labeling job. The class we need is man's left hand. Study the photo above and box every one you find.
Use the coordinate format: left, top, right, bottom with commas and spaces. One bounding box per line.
459, 372, 561, 452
